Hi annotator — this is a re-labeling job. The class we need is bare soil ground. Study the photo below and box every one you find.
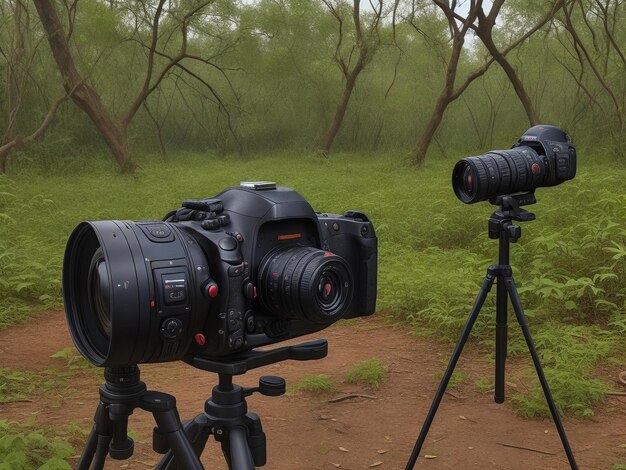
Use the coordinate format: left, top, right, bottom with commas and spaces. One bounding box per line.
1, 311, 625, 469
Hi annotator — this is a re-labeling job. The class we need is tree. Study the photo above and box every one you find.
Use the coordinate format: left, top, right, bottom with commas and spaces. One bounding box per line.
557, 0, 624, 132
32, 0, 235, 172
412, 0, 563, 165
0, 0, 68, 173
467, 0, 541, 125
319, 0, 385, 155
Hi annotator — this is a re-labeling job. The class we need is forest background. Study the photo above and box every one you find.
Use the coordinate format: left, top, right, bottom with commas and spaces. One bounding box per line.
1, 0, 626, 467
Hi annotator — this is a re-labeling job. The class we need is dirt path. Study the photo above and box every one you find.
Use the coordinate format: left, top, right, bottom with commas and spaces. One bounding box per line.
1, 311, 625, 469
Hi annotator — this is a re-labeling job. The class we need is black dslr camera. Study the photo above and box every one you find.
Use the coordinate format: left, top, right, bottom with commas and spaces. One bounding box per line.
63, 182, 377, 367
452, 125, 576, 203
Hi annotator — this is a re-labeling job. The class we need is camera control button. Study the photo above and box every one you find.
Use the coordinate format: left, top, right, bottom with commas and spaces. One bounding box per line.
218, 237, 238, 251
139, 223, 175, 242
228, 264, 245, 276
243, 282, 255, 299
161, 318, 183, 340
206, 283, 219, 298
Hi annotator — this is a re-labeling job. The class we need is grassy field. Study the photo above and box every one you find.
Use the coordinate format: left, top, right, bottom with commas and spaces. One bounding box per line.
1, 151, 625, 417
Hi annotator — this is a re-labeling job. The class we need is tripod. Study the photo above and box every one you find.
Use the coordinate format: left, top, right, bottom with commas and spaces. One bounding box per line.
76, 338, 328, 470
405, 193, 578, 469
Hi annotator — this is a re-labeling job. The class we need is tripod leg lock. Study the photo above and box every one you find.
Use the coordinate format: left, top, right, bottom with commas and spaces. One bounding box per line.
245, 413, 266, 466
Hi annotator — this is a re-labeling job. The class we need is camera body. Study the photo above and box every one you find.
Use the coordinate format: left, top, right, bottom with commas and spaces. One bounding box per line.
63, 183, 377, 367
512, 125, 576, 186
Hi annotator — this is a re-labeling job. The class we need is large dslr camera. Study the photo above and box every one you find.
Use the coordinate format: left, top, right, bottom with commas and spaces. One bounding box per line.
63, 183, 377, 367
452, 125, 576, 203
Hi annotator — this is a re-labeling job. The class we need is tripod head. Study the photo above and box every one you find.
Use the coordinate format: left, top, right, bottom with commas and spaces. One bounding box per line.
98, 366, 148, 459
488, 192, 536, 243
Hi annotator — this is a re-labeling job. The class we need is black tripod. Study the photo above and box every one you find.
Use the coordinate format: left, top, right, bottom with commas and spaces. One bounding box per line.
77, 339, 328, 470
406, 193, 578, 469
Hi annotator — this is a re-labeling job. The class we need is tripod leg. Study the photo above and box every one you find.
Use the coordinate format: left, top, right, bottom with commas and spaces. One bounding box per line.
405, 271, 496, 470
155, 415, 211, 470
495, 273, 508, 403
221, 425, 255, 470
77, 403, 112, 470
76, 427, 98, 470
505, 276, 578, 470
153, 409, 204, 470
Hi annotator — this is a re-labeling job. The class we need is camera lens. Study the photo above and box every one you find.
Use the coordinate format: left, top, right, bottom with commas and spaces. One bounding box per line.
258, 246, 354, 324
453, 161, 480, 202
452, 147, 546, 204
88, 249, 111, 339
317, 271, 341, 311
64, 220, 209, 366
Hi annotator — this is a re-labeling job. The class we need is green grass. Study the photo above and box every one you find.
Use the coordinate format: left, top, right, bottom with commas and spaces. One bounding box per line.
50, 347, 97, 372
434, 369, 464, 390
0, 419, 74, 469
288, 374, 334, 394
474, 376, 493, 394
1, 151, 625, 416
0, 348, 96, 404
345, 358, 387, 389
0, 369, 61, 404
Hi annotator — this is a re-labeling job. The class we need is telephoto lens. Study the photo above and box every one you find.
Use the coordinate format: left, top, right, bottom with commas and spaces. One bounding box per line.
452, 125, 576, 204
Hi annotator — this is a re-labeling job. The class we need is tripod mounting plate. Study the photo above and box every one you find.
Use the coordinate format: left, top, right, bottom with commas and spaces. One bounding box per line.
489, 192, 536, 222
184, 339, 328, 375
488, 192, 537, 242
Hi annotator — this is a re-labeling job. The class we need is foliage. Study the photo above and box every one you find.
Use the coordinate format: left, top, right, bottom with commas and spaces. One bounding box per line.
510, 324, 613, 418
0, 349, 95, 404
474, 377, 493, 394
345, 358, 387, 389
50, 348, 96, 372
434, 369, 464, 390
288, 374, 334, 394
0, 153, 625, 417
2, 0, 625, 166
0, 419, 73, 470
0, 369, 58, 404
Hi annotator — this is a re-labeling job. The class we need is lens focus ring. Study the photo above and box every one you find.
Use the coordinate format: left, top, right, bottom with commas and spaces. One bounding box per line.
258, 246, 354, 324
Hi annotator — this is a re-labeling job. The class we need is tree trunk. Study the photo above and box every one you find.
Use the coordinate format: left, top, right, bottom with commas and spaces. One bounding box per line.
0, 145, 13, 173
480, 34, 540, 125
3, 0, 26, 147
0, 95, 67, 174
32, 0, 137, 172
413, 34, 465, 165
415, 91, 453, 165
320, 75, 357, 155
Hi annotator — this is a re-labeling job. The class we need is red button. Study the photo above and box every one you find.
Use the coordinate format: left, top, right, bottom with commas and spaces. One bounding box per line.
195, 333, 206, 346
531, 163, 541, 174
207, 284, 219, 298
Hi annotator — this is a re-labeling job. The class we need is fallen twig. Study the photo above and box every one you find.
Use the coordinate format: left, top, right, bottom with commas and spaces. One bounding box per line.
496, 442, 556, 455
606, 391, 626, 396
328, 394, 377, 403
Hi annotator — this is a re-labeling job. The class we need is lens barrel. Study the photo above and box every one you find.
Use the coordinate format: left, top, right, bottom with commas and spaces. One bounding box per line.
258, 246, 354, 324
452, 147, 546, 204
63, 221, 209, 367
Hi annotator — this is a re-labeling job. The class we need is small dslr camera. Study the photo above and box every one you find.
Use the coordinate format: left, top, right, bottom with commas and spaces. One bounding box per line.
452, 125, 576, 203
63, 182, 377, 367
